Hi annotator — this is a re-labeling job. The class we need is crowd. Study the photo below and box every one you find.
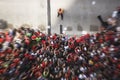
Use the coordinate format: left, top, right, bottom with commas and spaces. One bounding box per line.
0, 28, 120, 80
0, 7, 120, 80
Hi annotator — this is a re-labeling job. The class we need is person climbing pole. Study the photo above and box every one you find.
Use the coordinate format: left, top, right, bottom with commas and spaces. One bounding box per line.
57, 8, 64, 20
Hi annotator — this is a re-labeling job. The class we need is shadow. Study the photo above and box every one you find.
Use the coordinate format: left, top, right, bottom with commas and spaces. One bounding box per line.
0, 19, 8, 29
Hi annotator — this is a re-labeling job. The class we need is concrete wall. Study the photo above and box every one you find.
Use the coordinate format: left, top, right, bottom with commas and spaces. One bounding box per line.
0, 0, 47, 28
0, 0, 120, 35
51, 0, 120, 35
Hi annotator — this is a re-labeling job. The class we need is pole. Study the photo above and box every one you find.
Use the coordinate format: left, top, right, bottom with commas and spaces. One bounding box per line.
60, 24, 63, 34
47, 0, 51, 35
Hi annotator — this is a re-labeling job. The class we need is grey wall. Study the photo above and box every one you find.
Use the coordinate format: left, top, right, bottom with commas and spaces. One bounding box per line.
51, 0, 120, 35
0, 0, 47, 28
0, 0, 120, 35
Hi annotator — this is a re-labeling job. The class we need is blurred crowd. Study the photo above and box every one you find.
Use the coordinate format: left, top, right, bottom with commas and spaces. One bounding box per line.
100, 6, 120, 31
0, 7, 120, 80
0, 28, 120, 80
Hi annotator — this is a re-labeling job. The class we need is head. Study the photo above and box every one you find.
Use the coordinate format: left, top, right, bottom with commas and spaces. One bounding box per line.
59, 8, 62, 11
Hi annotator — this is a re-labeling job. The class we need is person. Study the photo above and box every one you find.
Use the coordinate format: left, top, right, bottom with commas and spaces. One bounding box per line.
117, 7, 120, 18
57, 8, 64, 20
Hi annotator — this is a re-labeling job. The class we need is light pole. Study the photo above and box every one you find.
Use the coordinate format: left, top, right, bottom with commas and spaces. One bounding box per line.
47, 0, 51, 35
